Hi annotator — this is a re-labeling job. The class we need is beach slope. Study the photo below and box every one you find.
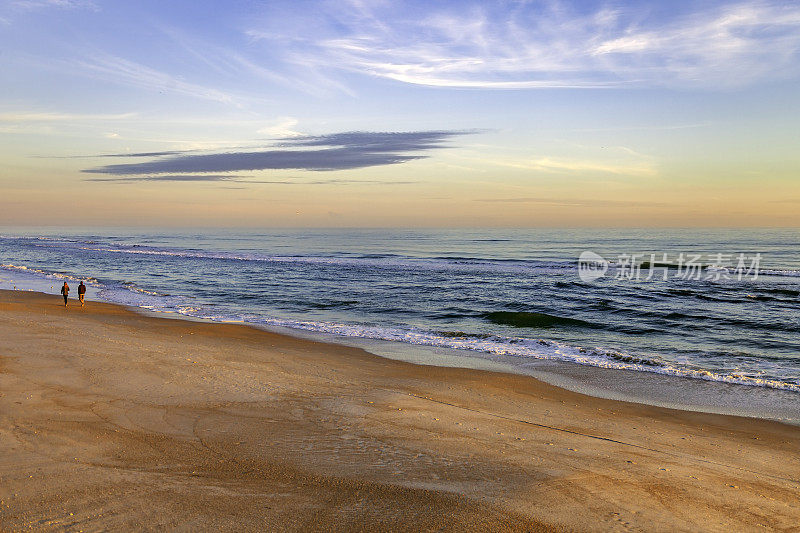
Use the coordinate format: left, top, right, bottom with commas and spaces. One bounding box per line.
0, 290, 798, 531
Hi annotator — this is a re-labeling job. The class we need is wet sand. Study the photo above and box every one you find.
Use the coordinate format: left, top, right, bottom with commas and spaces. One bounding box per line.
0, 289, 798, 531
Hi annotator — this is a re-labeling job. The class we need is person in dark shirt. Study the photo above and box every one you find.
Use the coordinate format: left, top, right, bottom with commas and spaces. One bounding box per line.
61, 281, 69, 307
78, 281, 86, 307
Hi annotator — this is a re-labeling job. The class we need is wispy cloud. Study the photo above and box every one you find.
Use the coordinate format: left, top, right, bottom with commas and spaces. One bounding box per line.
477, 197, 668, 208
82, 130, 472, 179
246, 0, 800, 89
257, 116, 302, 138
158, 24, 352, 98
249, 178, 418, 185
0, 111, 136, 122
95, 150, 188, 158
43, 149, 192, 159
768, 198, 800, 204
496, 156, 657, 177
481, 142, 658, 178
86, 174, 243, 182
87, 174, 417, 185
69, 54, 239, 104
10, 0, 95, 10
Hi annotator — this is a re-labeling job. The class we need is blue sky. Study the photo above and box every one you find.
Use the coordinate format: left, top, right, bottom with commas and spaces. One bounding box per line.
1, 0, 799, 226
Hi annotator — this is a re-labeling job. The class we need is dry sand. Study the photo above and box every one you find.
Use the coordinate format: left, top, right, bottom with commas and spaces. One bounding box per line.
0, 289, 798, 532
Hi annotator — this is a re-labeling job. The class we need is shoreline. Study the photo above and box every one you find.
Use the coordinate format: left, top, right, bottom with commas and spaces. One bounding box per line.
1, 289, 799, 530
5, 269, 800, 426
260, 322, 800, 427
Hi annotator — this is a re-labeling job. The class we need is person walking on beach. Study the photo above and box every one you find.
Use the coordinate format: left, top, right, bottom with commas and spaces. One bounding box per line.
61, 281, 69, 307
78, 281, 86, 307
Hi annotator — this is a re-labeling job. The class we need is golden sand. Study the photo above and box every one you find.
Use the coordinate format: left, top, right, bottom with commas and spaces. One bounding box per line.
0, 290, 798, 531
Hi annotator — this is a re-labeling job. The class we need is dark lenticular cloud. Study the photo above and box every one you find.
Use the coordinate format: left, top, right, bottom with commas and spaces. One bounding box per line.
83, 130, 473, 177
84, 148, 424, 174
86, 175, 417, 185
282, 131, 463, 151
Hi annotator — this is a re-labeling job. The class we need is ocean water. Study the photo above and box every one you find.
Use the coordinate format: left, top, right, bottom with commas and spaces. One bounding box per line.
1, 228, 799, 418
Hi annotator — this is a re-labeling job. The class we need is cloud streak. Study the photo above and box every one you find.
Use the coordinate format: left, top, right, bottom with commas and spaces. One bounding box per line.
82, 130, 471, 178
496, 156, 657, 177
86, 174, 243, 182
69, 54, 239, 104
477, 197, 668, 208
10, 0, 95, 10
0, 112, 136, 122
247, 0, 800, 90
86, 174, 418, 185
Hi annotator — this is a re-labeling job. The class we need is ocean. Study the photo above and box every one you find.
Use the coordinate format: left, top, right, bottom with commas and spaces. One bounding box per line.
2, 228, 799, 421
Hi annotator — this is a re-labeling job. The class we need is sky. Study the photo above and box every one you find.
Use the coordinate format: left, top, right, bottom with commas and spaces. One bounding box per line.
1, 0, 799, 228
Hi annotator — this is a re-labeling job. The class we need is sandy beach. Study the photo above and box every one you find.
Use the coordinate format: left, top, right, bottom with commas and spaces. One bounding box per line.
0, 289, 798, 532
